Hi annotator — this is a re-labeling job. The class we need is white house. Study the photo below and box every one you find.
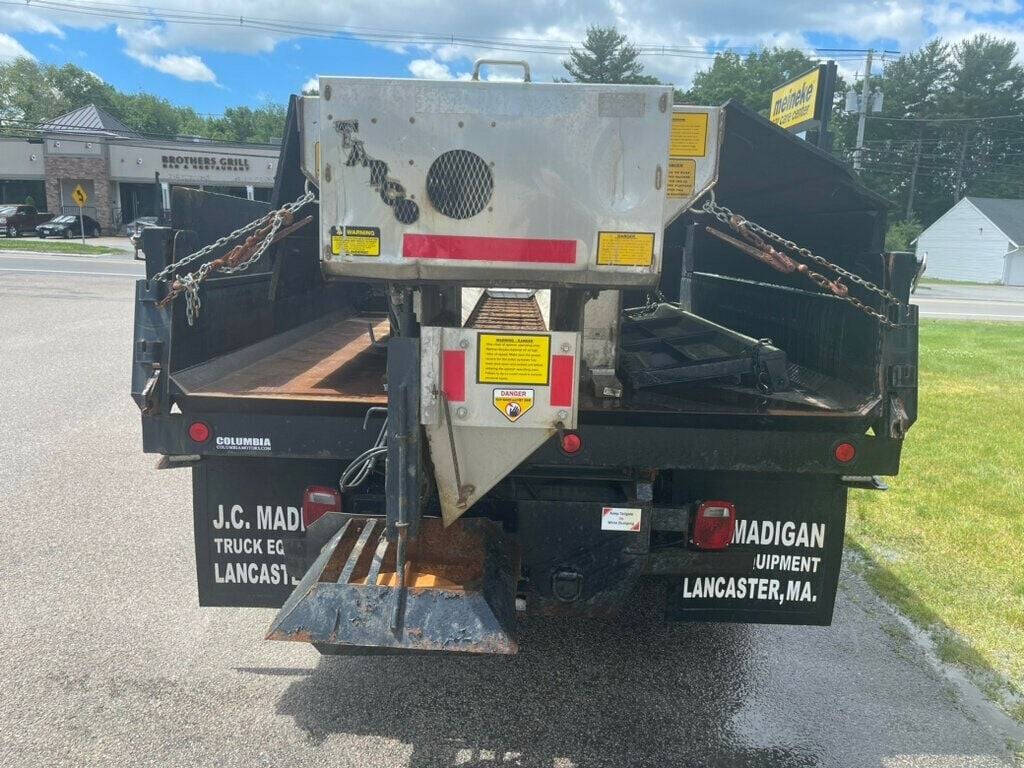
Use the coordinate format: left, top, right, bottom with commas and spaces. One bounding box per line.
915, 197, 1024, 285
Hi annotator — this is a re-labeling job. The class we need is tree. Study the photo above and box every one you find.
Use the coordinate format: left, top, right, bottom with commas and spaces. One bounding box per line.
0, 57, 287, 144
562, 26, 659, 84
680, 48, 823, 115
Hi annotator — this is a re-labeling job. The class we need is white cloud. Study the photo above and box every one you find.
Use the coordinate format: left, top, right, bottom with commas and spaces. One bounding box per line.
125, 49, 219, 83
408, 58, 454, 79
4, 0, 1024, 89
301, 75, 319, 92
0, 32, 33, 62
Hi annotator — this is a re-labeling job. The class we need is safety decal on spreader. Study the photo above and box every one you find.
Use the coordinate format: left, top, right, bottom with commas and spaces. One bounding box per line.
669, 112, 709, 157
331, 226, 380, 256
601, 507, 642, 532
493, 388, 534, 422
477, 333, 550, 385
596, 231, 655, 267
667, 158, 697, 198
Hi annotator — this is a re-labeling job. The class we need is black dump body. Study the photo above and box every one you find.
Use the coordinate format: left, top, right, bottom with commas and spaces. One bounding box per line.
131, 97, 919, 634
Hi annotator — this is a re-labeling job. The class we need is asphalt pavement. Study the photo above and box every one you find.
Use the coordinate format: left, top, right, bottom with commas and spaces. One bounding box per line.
912, 283, 1024, 321
1, 263, 1022, 767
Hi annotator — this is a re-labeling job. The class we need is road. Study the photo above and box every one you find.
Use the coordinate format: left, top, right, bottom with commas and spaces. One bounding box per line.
913, 283, 1024, 321
1, 260, 1022, 768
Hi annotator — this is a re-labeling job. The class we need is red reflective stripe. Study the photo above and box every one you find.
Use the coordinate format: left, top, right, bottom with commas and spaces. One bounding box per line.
403, 234, 576, 264
442, 349, 466, 402
550, 355, 574, 407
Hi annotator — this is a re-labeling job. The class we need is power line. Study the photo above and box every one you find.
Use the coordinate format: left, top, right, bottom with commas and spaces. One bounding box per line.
0, 0, 899, 62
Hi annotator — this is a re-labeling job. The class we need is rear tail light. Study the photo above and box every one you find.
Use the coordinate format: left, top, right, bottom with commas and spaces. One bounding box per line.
693, 500, 736, 550
302, 485, 341, 528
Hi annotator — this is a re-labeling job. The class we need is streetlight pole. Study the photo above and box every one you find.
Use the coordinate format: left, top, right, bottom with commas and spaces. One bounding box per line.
853, 49, 873, 172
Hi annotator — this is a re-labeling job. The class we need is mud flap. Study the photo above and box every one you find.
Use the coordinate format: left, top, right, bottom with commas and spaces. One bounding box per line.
266, 517, 519, 654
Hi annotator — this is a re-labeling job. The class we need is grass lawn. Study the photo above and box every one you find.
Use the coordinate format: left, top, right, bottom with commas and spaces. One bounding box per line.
847, 320, 1024, 717
0, 239, 122, 255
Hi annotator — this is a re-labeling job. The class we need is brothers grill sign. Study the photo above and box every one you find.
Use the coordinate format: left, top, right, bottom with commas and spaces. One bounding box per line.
161, 155, 252, 171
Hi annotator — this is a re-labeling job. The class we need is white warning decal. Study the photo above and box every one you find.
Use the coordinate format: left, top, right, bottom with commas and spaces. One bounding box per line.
493, 388, 534, 422
601, 506, 642, 532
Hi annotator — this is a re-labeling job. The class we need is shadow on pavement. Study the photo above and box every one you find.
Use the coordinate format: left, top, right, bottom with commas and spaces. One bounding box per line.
273, 584, 816, 768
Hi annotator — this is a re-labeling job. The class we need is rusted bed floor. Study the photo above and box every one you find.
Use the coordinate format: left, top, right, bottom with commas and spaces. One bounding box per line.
172, 314, 389, 403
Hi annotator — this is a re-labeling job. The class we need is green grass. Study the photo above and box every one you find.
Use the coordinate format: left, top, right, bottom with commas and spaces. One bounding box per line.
0, 239, 122, 255
847, 320, 1024, 715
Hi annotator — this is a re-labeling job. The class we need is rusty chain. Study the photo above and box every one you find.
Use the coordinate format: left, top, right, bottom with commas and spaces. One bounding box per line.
153, 185, 317, 326
690, 191, 903, 328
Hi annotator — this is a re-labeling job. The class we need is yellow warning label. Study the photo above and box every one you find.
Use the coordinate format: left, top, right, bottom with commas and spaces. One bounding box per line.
478, 334, 550, 385
331, 226, 380, 256
493, 388, 534, 422
667, 158, 696, 198
596, 231, 655, 267
670, 112, 708, 157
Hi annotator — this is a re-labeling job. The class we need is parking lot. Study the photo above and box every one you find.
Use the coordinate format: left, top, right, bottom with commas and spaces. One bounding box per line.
1, 259, 1021, 767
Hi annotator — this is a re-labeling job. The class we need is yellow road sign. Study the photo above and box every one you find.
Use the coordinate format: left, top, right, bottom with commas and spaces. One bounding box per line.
71, 184, 88, 207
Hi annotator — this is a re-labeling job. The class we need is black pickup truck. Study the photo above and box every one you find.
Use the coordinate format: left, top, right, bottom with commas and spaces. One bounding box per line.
131, 99, 920, 655
0, 205, 53, 237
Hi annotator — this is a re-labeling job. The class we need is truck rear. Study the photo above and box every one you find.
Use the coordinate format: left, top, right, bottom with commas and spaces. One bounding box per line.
131, 66, 919, 655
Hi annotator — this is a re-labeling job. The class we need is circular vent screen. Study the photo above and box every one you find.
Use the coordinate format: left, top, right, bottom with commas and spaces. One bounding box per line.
425, 150, 493, 219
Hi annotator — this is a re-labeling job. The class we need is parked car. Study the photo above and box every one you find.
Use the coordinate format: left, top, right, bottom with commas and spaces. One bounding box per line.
0, 205, 54, 237
36, 214, 102, 239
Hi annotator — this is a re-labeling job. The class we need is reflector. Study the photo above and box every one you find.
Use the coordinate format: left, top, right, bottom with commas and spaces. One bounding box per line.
693, 500, 736, 550
302, 485, 341, 529
188, 421, 211, 443
834, 442, 856, 463
560, 432, 582, 455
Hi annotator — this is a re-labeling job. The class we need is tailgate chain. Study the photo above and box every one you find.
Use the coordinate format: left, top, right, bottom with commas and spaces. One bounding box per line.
691, 191, 904, 328
152, 185, 317, 326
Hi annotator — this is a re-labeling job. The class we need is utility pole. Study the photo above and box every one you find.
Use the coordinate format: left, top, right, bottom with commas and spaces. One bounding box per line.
906, 124, 924, 220
953, 124, 970, 204
853, 49, 873, 172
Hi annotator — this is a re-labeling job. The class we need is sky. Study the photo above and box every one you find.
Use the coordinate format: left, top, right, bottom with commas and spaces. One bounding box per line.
0, 0, 1023, 116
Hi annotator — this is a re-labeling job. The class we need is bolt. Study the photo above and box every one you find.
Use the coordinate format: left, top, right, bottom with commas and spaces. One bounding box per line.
409, 116, 415, 124
458, 120, 464, 128
371, 117, 377, 124
560, 342, 571, 353
459, 339, 470, 349
409, 159, 414, 165
456, 407, 468, 419
557, 410, 569, 420
323, 84, 331, 100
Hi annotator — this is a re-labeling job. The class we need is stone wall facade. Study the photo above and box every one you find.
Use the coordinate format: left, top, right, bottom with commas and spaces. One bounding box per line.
43, 151, 112, 232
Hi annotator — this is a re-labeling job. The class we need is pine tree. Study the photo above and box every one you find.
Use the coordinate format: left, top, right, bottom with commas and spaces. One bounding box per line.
562, 26, 659, 84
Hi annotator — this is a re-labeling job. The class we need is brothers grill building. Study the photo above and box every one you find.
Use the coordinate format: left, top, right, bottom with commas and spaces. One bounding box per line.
0, 104, 279, 232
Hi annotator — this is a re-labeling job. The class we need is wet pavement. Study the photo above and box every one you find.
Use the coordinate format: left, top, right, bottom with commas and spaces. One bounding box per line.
1, 269, 1020, 768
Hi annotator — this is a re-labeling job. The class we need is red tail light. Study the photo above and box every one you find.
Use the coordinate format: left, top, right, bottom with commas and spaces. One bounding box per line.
693, 500, 736, 550
302, 486, 341, 528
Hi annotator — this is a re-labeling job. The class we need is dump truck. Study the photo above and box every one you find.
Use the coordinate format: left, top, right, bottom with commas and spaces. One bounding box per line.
131, 63, 921, 655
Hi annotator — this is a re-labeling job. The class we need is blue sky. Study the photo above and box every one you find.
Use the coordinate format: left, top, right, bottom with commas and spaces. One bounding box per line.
1, 1, 1023, 115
